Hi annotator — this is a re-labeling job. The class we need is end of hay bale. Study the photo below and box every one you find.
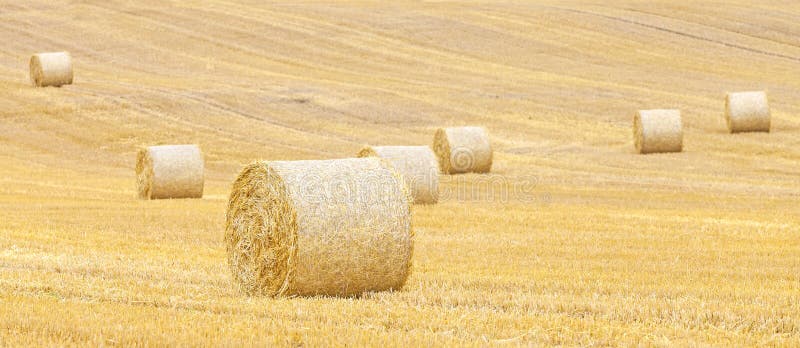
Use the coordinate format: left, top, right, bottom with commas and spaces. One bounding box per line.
432, 127, 492, 174
432, 128, 452, 174
356, 145, 379, 158
225, 162, 297, 296
135, 145, 204, 199
725, 91, 770, 133
633, 113, 644, 153
225, 158, 413, 297
30, 52, 73, 87
633, 110, 683, 154
135, 148, 154, 199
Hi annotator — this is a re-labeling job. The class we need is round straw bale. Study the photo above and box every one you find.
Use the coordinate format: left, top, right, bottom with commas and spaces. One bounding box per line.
725, 91, 770, 133
136, 145, 204, 199
225, 157, 413, 297
633, 109, 683, 154
357, 145, 439, 204
432, 126, 492, 174
30, 52, 73, 87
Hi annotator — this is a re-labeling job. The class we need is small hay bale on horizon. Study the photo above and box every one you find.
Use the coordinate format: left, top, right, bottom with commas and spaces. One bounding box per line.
633, 109, 683, 154
357, 145, 439, 204
136, 144, 204, 200
432, 126, 493, 174
225, 157, 413, 297
725, 91, 771, 133
30, 52, 73, 87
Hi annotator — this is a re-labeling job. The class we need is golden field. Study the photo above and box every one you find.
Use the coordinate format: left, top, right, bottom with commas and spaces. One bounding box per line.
1, 0, 799, 346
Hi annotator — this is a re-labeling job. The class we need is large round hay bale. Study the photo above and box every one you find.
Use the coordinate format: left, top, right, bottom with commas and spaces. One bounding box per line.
357, 145, 439, 204
30, 52, 73, 87
725, 91, 770, 133
432, 126, 492, 174
225, 157, 413, 297
136, 145, 204, 199
633, 109, 683, 154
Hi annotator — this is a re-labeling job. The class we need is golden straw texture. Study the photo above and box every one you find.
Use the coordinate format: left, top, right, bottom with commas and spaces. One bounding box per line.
633, 110, 683, 154
358, 145, 439, 204
225, 158, 413, 297
135, 145, 204, 199
432, 126, 492, 174
725, 91, 771, 133
29, 52, 73, 87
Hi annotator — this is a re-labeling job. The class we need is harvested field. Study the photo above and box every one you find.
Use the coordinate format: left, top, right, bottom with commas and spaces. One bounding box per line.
0, 1, 798, 346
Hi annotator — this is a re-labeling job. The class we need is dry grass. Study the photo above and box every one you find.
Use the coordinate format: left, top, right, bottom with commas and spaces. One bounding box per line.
1, 0, 799, 346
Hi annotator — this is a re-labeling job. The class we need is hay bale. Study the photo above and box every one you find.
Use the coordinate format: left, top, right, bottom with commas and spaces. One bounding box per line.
725, 91, 770, 133
225, 157, 413, 297
357, 145, 439, 204
30, 52, 73, 87
136, 145, 204, 199
633, 109, 683, 154
432, 126, 492, 174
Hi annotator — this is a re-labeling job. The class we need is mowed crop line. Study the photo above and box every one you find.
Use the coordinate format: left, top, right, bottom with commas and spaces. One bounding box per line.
22, 2, 366, 87
464, 9, 767, 82
12, 53, 348, 159
67, 3, 542, 138
2, 85, 334, 169
475, 3, 800, 87
206, 0, 725, 103
102, 80, 364, 150
514, 124, 799, 180
0, 221, 224, 258
1, 1, 792, 178
615, 5, 800, 50
0, 178, 130, 198
0, 0, 736, 151
80, 2, 465, 92
203, 1, 558, 83
317, 8, 766, 105
560, 7, 800, 63
0, 243, 226, 281
534, 164, 799, 197
1, 1, 792, 104
588, 5, 793, 53
0, 93, 239, 168
631, 10, 800, 48
6, 86, 370, 169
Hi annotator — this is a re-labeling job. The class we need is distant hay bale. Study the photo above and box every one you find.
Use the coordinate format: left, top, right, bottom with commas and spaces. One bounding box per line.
357, 145, 439, 204
432, 126, 492, 174
725, 91, 771, 133
30, 52, 73, 87
225, 158, 413, 297
136, 145, 204, 199
633, 109, 683, 154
